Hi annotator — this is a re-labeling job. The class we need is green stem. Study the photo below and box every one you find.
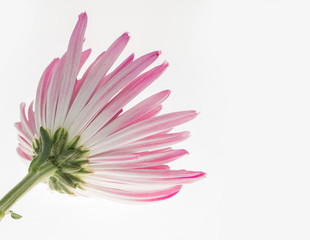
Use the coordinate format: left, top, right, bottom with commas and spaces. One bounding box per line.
0, 161, 57, 221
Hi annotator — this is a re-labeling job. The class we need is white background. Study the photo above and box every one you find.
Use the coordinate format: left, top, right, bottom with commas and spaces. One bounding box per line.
0, 0, 309, 239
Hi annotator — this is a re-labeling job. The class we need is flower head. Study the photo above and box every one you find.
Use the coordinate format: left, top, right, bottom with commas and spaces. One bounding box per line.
15, 13, 205, 203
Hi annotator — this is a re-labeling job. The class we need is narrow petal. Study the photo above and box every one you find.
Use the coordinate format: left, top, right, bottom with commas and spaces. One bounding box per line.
69, 51, 106, 109
54, 13, 88, 130
81, 62, 168, 142
19, 103, 34, 140
34, 58, 59, 130
102, 131, 190, 154
17, 147, 31, 161
45, 54, 66, 130
89, 149, 188, 169
64, 33, 130, 131
27, 102, 36, 136
88, 168, 206, 185
89, 111, 197, 155
81, 183, 182, 202
78, 48, 92, 73
85, 90, 170, 148
68, 50, 161, 140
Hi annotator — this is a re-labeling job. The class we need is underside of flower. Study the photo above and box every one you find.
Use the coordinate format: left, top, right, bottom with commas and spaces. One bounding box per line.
30, 127, 91, 195
0, 12, 206, 222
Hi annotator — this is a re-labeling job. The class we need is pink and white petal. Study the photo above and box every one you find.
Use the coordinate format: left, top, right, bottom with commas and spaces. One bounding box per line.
99, 53, 135, 87
106, 131, 190, 154
68, 51, 161, 141
78, 48, 91, 73
141, 165, 171, 170
19, 103, 34, 140
81, 183, 182, 203
78, 53, 134, 112
45, 54, 66, 130
15, 122, 32, 144
69, 51, 106, 109
89, 111, 197, 155
17, 135, 32, 153
17, 147, 31, 161
86, 51, 160, 114
85, 90, 170, 148
89, 154, 139, 163
18, 143, 32, 156
54, 13, 87, 129
89, 149, 188, 170
35, 58, 59, 131
88, 168, 205, 185
81, 62, 168, 143
68, 49, 92, 108
34, 58, 59, 131
75, 53, 134, 119
27, 102, 36, 136
131, 105, 163, 124
64, 33, 130, 131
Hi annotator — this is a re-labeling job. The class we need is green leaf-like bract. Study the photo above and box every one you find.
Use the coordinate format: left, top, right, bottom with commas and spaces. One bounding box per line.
30, 127, 91, 195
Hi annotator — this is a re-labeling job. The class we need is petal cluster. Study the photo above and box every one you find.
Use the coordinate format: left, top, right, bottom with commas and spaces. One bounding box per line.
15, 13, 205, 202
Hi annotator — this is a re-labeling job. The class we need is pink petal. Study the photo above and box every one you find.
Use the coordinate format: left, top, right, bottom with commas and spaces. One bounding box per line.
18, 135, 32, 151
89, 149, 188, 169
64, 33, 130, 131
69, 51, 106, 108
27, 102, 36, 136
68, 51, 160, 140
19, 103, 34, 140
90, 111, 197, 155
90, 168, 206, 185
54, 13, 88, 130
85, 90, 170, 148
105, 131, 190, 154
83, 183, 182, 202
34, 58, 59, 130
81, 62, 168, 142
78, 48, 92, 73
17, 147, 31, 161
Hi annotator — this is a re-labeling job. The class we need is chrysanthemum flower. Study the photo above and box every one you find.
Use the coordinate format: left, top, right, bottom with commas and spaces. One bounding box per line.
0, 12, 205, 221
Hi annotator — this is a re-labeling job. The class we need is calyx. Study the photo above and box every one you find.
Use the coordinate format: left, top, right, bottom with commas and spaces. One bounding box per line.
29, 127, 91, 195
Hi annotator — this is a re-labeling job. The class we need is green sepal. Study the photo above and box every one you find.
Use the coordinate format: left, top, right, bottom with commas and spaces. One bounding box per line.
80, 149, 90, 155
60, 163, 82, 173
68, 174, 85, 184
57, 181, 75, 195
68, 136, 80, 149
77, 185, 85, 190
49, 177, 64, 193
48, 177, 56, 191
72, 160, 89, 166
28, 127, 90, 195
52, 128, 62, 144
32, 138, 40, 154
55, 171, 77, 189
77, 168, 93, 174
29, 127, 52, 172
51, 130, 68, 157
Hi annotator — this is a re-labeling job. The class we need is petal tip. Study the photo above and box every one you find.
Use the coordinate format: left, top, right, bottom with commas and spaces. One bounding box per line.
163, 60, 169, 68
181, 149, 189, 155
192, 111, 199, 117
122, 32, 131, 39
164, 89, 171, 96
79, 12, 88, 19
